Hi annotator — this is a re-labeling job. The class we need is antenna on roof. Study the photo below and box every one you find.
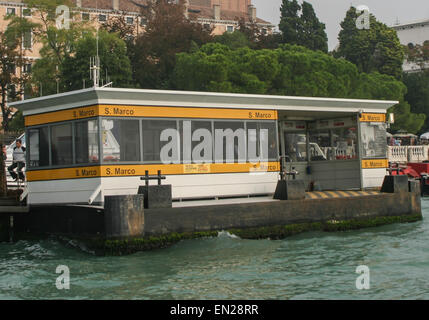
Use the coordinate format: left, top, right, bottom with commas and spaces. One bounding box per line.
90, 0, 101, 88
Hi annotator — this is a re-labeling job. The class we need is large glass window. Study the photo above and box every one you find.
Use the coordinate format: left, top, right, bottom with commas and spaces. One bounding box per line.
179, 120, 213, 164
142, 120, 177, 163
309, 127, 358, 161
28, 127, 49, 168
247, 122, 278, 162
102, 119, 140, 162
75, 120, 99, 164
51, 123, 73, 166
360, 122, 387, 158
214, 121, 245, 163
284, 132, 307, 162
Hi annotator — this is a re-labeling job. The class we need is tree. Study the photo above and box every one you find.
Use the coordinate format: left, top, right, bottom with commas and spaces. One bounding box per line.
279, 0, 302, 45
403, 72, 429, 132
300, 2, 328, 52
131, 0, 212, 89
0, 31, 29, 131
279, 1, 328, 52
214, 30, 251, 50
61, 30, 133, 90
11, 0, 93, 96
172, 43, 425, 133
336, 7, 404, 79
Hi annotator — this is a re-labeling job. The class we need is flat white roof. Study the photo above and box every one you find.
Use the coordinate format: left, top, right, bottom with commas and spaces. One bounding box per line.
10, 87, 398, 116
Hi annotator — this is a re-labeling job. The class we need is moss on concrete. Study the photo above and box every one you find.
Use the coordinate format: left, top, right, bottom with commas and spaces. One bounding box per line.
228, 214, 423, 240
85, 231, 219, 256
0, 213, 423, 255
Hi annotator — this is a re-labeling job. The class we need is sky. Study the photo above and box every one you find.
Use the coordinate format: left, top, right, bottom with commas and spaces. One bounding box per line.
252, 0, 429, 50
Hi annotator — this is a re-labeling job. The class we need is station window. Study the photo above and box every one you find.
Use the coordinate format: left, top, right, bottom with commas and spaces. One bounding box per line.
102, 119, 140, 162
247, 122, 278, 162
51, 123, 73, 166
283, 132, 307, 162
214, 121, 245, 163
309, 127, 358, 161
360, 122, 387, 159
75, 120, 99, 164
142, 120, 178, 163
178, 120, 213, 163
28, 127, 49, 168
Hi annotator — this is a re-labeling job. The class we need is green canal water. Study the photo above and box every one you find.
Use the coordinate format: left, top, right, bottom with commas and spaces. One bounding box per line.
1, 201, 429, 300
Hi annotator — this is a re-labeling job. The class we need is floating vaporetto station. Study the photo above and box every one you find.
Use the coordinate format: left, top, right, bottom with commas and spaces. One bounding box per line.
1, 88, 422, 254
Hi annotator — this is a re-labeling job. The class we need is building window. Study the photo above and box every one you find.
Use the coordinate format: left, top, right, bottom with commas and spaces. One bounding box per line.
99, 14, 107, 22
28, 127, 50, 168
51, 123, 73, 166
227, 25, 234, 33
8, 63, 16, 74
75, 120, 99, 164
140, 17, 147, 26
203, 23, 211, 30
6, 8, 16, 16
24, 63, 32, 73
262, 28, 268, 35
23, 30, 32, 49
102, 119, 140, 162
23, 8, 31, 17
82, 13, 90, 21
126, 17, 134, 25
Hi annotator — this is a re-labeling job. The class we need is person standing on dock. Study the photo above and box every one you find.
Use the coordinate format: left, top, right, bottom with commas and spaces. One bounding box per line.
8, 139, 26, 182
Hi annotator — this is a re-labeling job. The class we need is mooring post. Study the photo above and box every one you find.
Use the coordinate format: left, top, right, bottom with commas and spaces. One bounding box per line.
9, 215, 13, 243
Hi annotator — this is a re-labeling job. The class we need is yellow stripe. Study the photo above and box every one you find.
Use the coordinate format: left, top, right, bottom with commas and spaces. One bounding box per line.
26, 162, 280, 182
348, 191, 361, 197
315, 191, 329, 199
337, 190, 350, 197
25, 105, 278, 126
306, 193, 318, 199
326, 191, 340, 198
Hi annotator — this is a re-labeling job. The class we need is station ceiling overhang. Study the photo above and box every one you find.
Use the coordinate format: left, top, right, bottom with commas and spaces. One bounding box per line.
10, 87, 399, 116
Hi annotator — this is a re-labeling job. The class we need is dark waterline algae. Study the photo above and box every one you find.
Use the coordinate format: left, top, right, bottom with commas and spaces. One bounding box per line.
1, 200, 429, 299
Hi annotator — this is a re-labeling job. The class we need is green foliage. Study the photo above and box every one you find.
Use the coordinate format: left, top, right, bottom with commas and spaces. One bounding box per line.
214, 31, 251, 50
61, 31, 133, 90
8, 111, 25, 132
172, 44, 424, 133
279, 0, 328, 52
336, 7, 404, 79
403, 72, 429, 133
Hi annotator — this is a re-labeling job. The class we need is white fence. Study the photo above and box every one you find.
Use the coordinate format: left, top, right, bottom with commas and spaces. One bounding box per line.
388, 146, 429, 163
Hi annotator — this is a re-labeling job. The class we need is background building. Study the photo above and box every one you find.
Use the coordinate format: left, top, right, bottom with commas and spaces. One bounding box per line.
392, 18, 429, 72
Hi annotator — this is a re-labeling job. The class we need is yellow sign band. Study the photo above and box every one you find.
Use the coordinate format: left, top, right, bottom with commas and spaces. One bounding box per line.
26, 162, 281, 182
359, 113, 386, 122
362, 159, 388, 169
25, 105, 278, 126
